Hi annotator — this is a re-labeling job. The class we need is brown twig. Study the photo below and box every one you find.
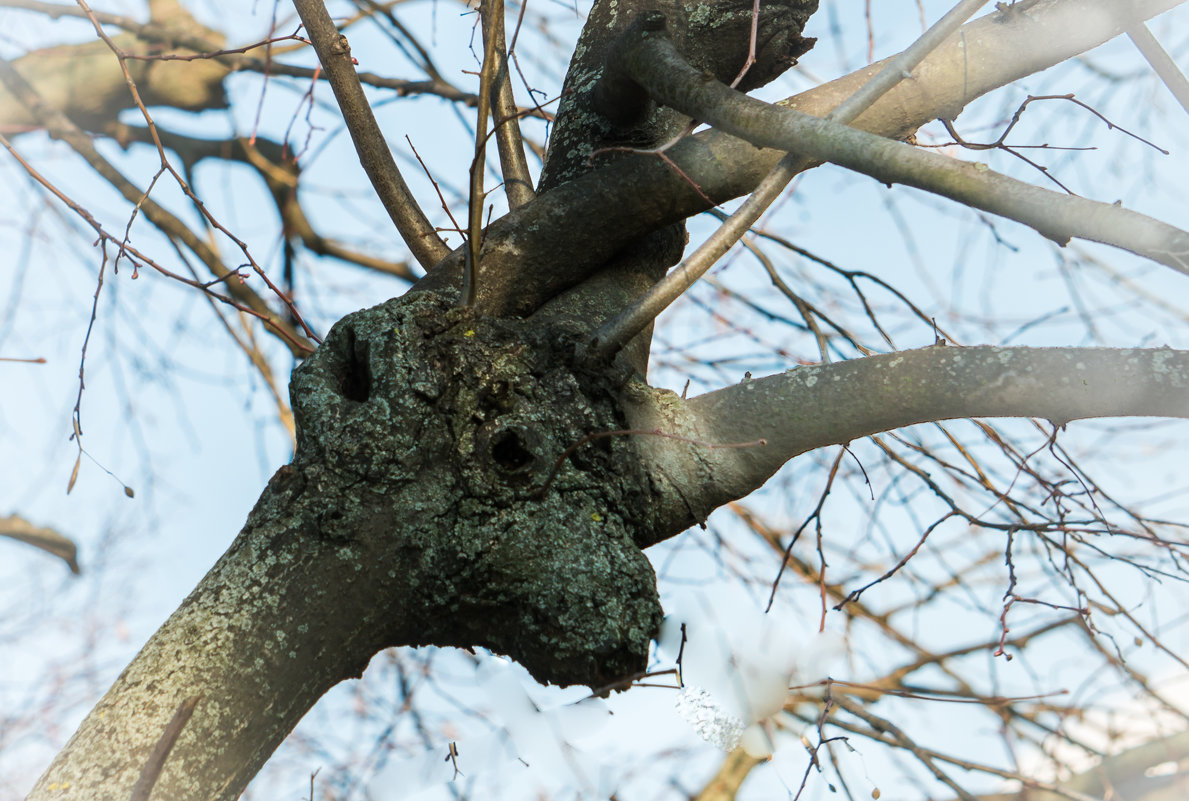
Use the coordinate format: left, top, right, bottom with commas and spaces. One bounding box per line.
482, 0, 534, 209
461, 0, 504, 307
292, 0, 450, 271
938, 94, 1168, 195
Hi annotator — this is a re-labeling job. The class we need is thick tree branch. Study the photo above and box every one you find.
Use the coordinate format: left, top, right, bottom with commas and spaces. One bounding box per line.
24, 474, 399, 801
2, 0, 496, 108
416, 0, 1187, 318
626, 347, 1189, 540
482, 0, 535, 209
588, 0, 990, 360
0, 6, 228, 133
291, 0, 450, 271
539, 0, 816, 193
597, 16, 1189, 278
953, 728, 1189, 801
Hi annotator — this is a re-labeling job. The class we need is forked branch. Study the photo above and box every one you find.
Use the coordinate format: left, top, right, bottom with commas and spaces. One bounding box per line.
589, 0, 991, 360
415, 0, 1188, 318
599, 18, 1189, 282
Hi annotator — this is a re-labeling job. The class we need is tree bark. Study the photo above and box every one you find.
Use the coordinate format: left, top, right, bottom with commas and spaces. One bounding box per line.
636, 346, 1189, 536
21, 1, 1189, 798
27, 293, 665, 801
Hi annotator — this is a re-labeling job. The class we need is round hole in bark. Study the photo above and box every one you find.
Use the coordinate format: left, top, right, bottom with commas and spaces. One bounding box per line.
490, 427, 537, 473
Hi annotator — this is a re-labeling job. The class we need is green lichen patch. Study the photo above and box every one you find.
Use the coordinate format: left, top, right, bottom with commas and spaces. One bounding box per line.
286, 292, 662, 687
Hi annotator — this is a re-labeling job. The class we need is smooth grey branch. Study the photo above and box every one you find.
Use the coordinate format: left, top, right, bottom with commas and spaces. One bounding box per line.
1125, 20, 1189, 115
604, 22, 1189, 277
626, 346, 1189, 540
588, 0, 992, 361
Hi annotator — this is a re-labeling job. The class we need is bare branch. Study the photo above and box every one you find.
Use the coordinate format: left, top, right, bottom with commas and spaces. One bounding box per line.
1125, 20, 1189, 115
629, 346, 1189, 539
112, 125, 417, 281
693, 747, 765, 801
831, 694, 982, 801
291, 0, 450, 271
0, 59, 313, 355
589, 0, 991, 361
0, 0, 492, 121
482, 0, 535, 209
595, 18, 1189, 275
0, 514, 80, 573
416, 0, 1188, 318
462, 0, 504, 307
0, 4, 229, 132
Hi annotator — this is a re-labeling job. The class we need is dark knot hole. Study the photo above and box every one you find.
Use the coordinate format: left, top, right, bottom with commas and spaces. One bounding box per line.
491, 428, 536, 473
339, 329, 371, 403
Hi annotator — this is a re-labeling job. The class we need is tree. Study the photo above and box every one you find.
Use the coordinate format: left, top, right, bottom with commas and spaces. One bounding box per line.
3, 0, 1189, 799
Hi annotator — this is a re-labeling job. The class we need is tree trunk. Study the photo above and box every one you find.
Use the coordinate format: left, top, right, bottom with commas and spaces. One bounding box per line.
23, 0, 1189, 797
27, 294, 665, 801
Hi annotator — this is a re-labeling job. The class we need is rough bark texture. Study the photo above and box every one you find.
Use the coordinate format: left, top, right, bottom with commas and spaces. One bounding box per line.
538, 0, 817, 191
289, 291, 664, 683
29, 292, 667, 801
22, 0, 1189, 798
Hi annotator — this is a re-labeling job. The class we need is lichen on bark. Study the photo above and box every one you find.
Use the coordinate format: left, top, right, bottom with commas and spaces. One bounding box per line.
288, 291, 664, 687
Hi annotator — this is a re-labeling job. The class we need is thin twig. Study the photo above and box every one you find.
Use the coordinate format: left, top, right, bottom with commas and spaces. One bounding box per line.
831, 695, 982, 801
127, 696, 202, 801
0, 58, 314, 355
0, 134, 307, 347
586, 17, 1189, 365
834, 512, 957, 609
